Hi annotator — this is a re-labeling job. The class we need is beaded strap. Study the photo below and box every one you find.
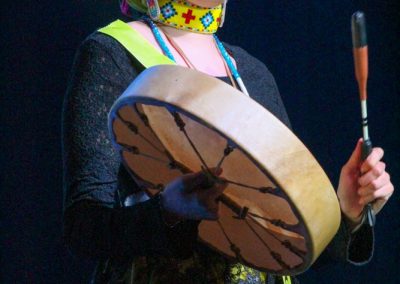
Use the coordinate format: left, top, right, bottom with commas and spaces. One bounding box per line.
213, 34, 239, 79
144, 16, 249, 96
143, 16, 176, 62
214, 34, 249, 96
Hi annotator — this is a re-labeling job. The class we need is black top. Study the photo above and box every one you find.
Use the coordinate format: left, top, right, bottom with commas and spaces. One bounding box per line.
62, 30, 292, 256
62, 30, 373, 281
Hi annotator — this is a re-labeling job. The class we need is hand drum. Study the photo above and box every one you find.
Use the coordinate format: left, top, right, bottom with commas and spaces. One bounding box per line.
108, 65, 340, 275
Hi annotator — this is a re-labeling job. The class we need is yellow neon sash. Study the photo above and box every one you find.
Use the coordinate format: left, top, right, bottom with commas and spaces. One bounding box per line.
98, 20, 175, 68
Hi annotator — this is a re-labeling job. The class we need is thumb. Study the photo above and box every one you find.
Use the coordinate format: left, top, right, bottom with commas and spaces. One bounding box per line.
344, 138, 363, 170
182, 168, 224, 193
182, 172, 208, 193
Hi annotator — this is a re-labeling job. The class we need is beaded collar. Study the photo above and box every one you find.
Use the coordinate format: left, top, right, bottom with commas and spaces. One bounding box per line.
149, 0, 223, 34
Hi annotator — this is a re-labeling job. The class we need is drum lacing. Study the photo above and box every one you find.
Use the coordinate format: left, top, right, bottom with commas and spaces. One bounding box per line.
172, 112, 212, 173
244, 218, 292, 270
115, 106, 307, 267
116, 112, 165, 155
216, 219, 245, 263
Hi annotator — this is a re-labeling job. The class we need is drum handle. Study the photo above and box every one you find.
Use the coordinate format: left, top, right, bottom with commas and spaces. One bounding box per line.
351, 11, 375, 227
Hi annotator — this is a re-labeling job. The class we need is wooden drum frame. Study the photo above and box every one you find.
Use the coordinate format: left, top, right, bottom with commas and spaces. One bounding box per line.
108, 65, 341, 275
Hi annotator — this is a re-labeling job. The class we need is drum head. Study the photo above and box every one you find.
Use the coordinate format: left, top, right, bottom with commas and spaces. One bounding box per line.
109, 65, 340, 275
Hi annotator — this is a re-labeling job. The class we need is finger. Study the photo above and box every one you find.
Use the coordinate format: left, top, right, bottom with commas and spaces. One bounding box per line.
182, 172, 209, 192
358, 183, 394, 206
196, 167, 224, 190
197, 184, 227, 205
196, 181, 227, 209
358, 171, 390, 197
344, 138, 363, 169
358, 162, 386, 187
208, 181, 228, 200
360, 147, 384, 174
184, 166, 225, 190
215, 179, 228, 191
210, 167, 223, 176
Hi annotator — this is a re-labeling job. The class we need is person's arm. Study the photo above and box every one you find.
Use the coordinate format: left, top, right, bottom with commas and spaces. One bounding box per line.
228, 44, 374, 266
62, 34, 198, 260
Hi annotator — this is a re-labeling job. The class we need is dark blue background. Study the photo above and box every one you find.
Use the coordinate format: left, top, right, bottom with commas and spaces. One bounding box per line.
1, 1, 399, 283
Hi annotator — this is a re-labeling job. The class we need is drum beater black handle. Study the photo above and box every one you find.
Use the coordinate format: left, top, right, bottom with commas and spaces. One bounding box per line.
352, 11, 375, 227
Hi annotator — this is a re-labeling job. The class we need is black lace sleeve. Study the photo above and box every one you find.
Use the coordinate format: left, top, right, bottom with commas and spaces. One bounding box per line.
62, 33, 198, 260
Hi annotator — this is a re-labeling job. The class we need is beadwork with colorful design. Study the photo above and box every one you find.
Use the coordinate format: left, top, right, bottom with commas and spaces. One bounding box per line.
122, 0, 223, 33
155, 0, 223, 33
